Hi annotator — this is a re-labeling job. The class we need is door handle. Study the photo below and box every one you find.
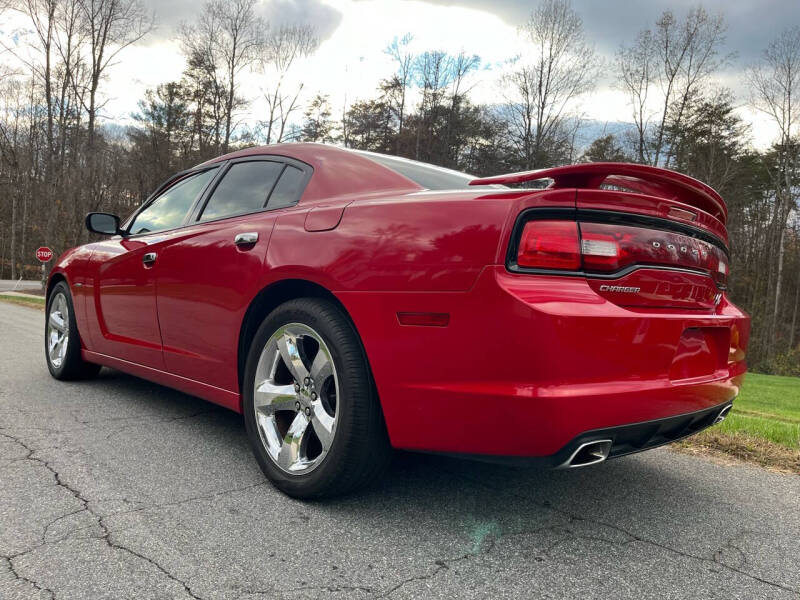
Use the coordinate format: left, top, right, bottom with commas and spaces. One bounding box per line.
234, 232, 258, 246
142, 252, 157, 265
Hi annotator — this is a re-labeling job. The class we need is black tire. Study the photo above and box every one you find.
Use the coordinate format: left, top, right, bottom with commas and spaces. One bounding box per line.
243, 297, 391, 499
45, 281, 102, 380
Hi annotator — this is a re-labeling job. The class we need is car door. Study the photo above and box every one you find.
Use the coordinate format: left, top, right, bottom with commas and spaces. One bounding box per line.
154, 157, 311, 393
87, 167, 220, 368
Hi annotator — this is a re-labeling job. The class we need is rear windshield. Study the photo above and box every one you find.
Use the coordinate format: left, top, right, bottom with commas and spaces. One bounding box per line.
355, 150, 476, 190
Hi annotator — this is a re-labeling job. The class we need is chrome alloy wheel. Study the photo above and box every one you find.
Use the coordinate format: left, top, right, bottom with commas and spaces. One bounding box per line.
253, 323, 339, 474
47, 292, 70, 369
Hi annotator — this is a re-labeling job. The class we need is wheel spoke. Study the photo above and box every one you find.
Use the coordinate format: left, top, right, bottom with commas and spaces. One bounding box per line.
256, 412, 284, 461
253, 380, 297, 414
310, 348, 333, 384
56, 296, 67, 321
277, 412, 310, 470
277, 331, 309, 383
49, 312, 65, 332
310, 401, 335, 452
48, 335, 61, 362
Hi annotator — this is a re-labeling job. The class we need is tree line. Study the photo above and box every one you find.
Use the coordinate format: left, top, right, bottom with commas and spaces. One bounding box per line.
0, 0, 798, 373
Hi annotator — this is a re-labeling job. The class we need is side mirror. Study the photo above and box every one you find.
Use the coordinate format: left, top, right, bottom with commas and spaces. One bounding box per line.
85, 212, 123, 236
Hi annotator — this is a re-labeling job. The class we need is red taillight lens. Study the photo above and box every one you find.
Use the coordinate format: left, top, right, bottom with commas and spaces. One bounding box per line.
514, 219, 729, 286
579, 222, 728, 286
517, 221, 580, 269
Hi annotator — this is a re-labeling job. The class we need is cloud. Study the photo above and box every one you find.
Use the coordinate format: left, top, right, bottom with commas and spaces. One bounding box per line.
141, 0, 342, 45
257, 0, 343, 40
380, 0, 800, 64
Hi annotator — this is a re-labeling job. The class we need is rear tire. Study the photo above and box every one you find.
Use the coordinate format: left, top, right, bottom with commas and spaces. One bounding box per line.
45, 281, 102, 380
243, 297, 391, 499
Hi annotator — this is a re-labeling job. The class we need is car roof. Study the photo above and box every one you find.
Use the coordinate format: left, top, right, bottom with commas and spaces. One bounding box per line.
201, 143, 424, 202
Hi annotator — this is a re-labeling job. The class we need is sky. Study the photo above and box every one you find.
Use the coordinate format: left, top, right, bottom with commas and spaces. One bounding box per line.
5, 0, 800, 149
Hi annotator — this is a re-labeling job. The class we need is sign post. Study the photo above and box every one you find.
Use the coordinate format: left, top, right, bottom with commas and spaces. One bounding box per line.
36, 247, 54, 291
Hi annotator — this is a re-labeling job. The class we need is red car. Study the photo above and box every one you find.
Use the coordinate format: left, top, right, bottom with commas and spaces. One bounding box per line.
45, 144, 749, 498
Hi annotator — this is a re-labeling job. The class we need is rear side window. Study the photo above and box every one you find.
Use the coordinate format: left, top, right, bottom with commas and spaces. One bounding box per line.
200, 161, 283, 222
129, 168, 217, 235
356, 150, 476, 190
268, 165, 306, 209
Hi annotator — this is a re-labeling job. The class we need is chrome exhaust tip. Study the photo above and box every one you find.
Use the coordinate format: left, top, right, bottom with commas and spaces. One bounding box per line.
562, 439, 613, 468
714, 404, 732, 424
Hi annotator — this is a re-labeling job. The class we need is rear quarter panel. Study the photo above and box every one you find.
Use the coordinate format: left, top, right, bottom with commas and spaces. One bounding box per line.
265, 188, 575, 292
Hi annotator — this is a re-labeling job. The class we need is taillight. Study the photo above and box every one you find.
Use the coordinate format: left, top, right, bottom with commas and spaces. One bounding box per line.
517, 221, 580, 269
580, 222, 728, 287
514, 219, 729, 287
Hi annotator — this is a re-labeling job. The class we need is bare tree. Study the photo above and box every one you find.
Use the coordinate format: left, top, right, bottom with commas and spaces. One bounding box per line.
503, 0, 598, 170
79, 0, 152, 158
617, 7, 729, 166
655, 8, 729, 166
181, 0, 264, 153
74, 0, 152, 239
748, 26, 800, 356
791, 219, 800, 350
749, 27, 800, 151
20, 0, 57, 171
617, 30, 655, 163
259, 24, 318, 144
0, 73, 25, 279
385, 33, 413, 152
413, 50, 452, 160
441, 52, 480, 167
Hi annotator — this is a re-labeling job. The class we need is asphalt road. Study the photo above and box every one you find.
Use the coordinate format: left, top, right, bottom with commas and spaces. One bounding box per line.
1, 301, 798, 600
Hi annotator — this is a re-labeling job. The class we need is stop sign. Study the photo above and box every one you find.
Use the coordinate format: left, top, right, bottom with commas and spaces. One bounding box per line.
36, 247, 54, 262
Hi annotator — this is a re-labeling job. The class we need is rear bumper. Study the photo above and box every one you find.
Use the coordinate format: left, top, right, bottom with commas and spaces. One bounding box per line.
437, 400, 733, 467
338, 266, 750, 458
552, 399, 732, 467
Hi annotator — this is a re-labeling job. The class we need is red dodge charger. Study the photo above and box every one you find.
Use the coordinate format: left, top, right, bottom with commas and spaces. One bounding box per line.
45, 143, 749, 498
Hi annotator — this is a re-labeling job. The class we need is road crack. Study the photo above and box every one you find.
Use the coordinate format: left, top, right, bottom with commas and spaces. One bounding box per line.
0, 430, 205, 600
377, 552, 478, 598
2, 554, 56, 599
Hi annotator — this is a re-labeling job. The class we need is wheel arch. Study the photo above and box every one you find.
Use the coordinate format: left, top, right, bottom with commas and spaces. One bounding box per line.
237, 278, 373, 411
46, 271, 68, 300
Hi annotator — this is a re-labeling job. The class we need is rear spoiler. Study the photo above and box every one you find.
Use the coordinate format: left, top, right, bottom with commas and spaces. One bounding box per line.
469, 162, 727, 224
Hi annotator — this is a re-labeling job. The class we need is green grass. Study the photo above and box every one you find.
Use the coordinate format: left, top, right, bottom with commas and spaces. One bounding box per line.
0, 293, 45, 308
675, 372, 800, 472
718, 373, 800, 448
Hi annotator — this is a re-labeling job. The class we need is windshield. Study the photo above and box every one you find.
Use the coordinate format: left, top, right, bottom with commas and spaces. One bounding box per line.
355, 150, 478, 190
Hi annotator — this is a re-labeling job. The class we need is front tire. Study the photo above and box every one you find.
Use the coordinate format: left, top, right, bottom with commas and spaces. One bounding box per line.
45, 282, 101, 380
243, 298, 391, 498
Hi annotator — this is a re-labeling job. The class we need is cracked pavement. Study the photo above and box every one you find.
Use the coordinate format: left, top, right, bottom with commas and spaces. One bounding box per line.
1, 301, 799, 599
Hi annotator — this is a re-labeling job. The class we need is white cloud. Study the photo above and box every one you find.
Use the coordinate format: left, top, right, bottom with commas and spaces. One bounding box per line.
103, 41, 187, 121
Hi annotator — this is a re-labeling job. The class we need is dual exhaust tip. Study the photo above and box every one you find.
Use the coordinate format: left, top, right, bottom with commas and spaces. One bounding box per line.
562, 404, 732, 468
562, 439, 612, 468
714, 404, 732, 424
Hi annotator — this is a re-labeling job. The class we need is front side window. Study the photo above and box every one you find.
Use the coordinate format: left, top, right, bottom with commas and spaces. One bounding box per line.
129, 168, 217, 235
199, 160, 283, 222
